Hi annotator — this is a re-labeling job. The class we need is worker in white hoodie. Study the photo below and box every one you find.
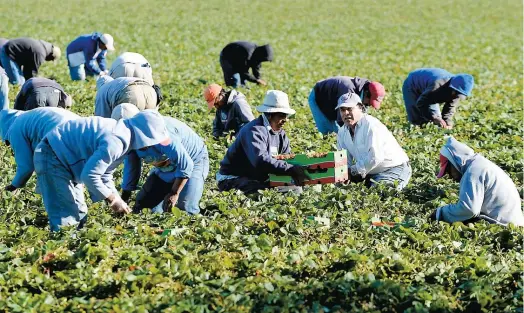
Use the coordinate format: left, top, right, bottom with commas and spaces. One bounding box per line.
430, 136, 524, 226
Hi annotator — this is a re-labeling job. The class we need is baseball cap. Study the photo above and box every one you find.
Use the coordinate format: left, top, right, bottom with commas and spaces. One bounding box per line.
100, 34, 115, 51
436, 154, 449, 179
335, 93, 362, 110
203, 84, 222, 109
368, 82, 385, 109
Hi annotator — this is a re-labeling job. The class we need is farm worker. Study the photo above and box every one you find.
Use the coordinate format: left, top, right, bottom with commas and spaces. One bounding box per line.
309, 76, 385, 135
0, 66, 8, 110
113, 104, 210, 215
336, 93, 411, 190
66, 32, 115, 81
33, 110, 170, 231
0, 107, 79, 192
94, 75, 162, 118
402, 68, 474, 129
13, 78, 72, 111
203, 83, 255, 138
430, 136, 524, 226
109, 52, 154, 85
0, 37, 61, 86
219, 41, 273, 88
217, 90, 309, 194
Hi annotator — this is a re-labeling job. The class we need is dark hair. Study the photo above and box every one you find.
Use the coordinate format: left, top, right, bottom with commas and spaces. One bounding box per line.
358, 102, 367, 113
152, 84, 163, 105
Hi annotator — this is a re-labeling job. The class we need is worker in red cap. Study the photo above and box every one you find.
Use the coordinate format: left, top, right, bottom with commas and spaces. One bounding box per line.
203, 83, 254, 138
430, 136, 524, 227
308, 76, 385, 135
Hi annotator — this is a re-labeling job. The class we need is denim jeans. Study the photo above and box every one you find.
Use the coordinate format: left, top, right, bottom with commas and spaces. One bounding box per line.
136, 150, 210, 215
402, 81, 440, 125
220, 55, 244, 87
0, 46, 24, 86
308, 89, 340, 135
367, 162, 412, 190
0, 73, 8, 110
69, 64, 95, 81
34, 140, 88, 231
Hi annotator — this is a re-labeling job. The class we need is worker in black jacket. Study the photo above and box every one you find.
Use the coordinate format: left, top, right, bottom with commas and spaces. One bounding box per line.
0, 37, 61, 86
219, 41, 273, 88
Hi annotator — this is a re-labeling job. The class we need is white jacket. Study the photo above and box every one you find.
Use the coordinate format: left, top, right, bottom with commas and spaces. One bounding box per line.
109, 52, 154, 85
437, 137, 524, 226
337, 114, 409, 177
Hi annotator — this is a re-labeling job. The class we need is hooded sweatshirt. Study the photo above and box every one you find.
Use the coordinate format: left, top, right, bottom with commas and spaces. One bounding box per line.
220, 41, 273, 83
403, 68, 474, 125
213, 90, 255, 137
0, 107, 79, 188
122, 116, 207, 191
95, 76, 156, 118
14, 78, 71, 111
44, 110, 168, 202
436, 137, 524, 226
3, 38, 54, 80
109, 52, 153, 85
313, 76, 370, 121
66, 32, 107, 74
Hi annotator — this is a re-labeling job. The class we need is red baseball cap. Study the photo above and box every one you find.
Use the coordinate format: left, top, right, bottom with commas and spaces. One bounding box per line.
436, 154, 449, 179
368, 82, 385, 109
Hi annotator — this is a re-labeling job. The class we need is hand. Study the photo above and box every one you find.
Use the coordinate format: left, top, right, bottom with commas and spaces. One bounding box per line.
4, 185, 17, 192
432, 118, 448, 128
108, 195, 131, 214
257, 79, 267, 86
288, 165, 311, 186
162, 192, 179, 212
121, 190, 132, 202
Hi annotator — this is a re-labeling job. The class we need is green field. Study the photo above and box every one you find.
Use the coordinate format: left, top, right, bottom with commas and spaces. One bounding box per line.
0, 0, 523, 312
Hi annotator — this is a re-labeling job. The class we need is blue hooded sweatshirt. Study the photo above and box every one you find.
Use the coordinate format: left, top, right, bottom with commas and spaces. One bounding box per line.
0, 107, 79, 188
122, 116, 207, 191
66, 32, 107, 74
437, 137, 524, 227
45, 110, 169, 202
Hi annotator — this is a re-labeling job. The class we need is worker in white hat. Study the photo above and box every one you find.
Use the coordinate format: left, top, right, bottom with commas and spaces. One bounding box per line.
66, 32, 115, 81
217, 90, 309, 194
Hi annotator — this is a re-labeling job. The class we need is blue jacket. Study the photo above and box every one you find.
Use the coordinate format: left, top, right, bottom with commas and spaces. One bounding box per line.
219, 115, 293, 182
213, 90, 254, 137
66, 32, 107, 74
0, 107, 79, 188
45, 110, 168, 202
122, 116, 207, 191
436, 137, 524, 226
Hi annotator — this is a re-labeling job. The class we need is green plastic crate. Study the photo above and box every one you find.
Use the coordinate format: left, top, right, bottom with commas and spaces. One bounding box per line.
269, 165, 348, 186
277, 150, 347, 169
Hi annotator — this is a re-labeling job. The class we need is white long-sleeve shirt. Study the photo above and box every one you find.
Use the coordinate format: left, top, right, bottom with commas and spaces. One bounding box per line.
337, 114, 409, 177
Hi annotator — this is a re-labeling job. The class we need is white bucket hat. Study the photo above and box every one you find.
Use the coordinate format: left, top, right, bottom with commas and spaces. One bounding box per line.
111, 103, 140, 120
335, 93, 362, 110
256, 90, 296, 115
100, 34, 115, 51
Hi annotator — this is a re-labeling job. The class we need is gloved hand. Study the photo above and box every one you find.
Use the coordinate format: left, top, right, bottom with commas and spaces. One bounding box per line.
288, 165, 311, 186
121, 190, 132, 202
109, 195, 131, 214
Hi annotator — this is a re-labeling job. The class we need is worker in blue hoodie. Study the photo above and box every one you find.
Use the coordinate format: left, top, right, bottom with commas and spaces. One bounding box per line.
95, 75, 161, 118
0, 107, 79, 192
402, 68, 474, 129
430, 136, 524, 227
33, 110, 170, 231
112, 104, 209, 215
66, 32, 115, 81
217, 90, 309, 194
219, 41, 273, 88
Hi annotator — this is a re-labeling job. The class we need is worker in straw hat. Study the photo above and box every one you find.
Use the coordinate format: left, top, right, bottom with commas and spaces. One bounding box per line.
0, 37, 61, 86
429, 136, 524, 226
203, 83, 254, 138
66, 32, 115, 81
217, 90, 309, 194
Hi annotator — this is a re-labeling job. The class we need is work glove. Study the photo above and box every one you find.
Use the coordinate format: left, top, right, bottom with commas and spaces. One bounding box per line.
109, 195, 131, 214
288, 165, 311, 186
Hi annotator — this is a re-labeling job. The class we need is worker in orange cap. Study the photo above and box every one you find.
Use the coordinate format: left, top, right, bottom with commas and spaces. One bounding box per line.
203, 83, 255, 138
